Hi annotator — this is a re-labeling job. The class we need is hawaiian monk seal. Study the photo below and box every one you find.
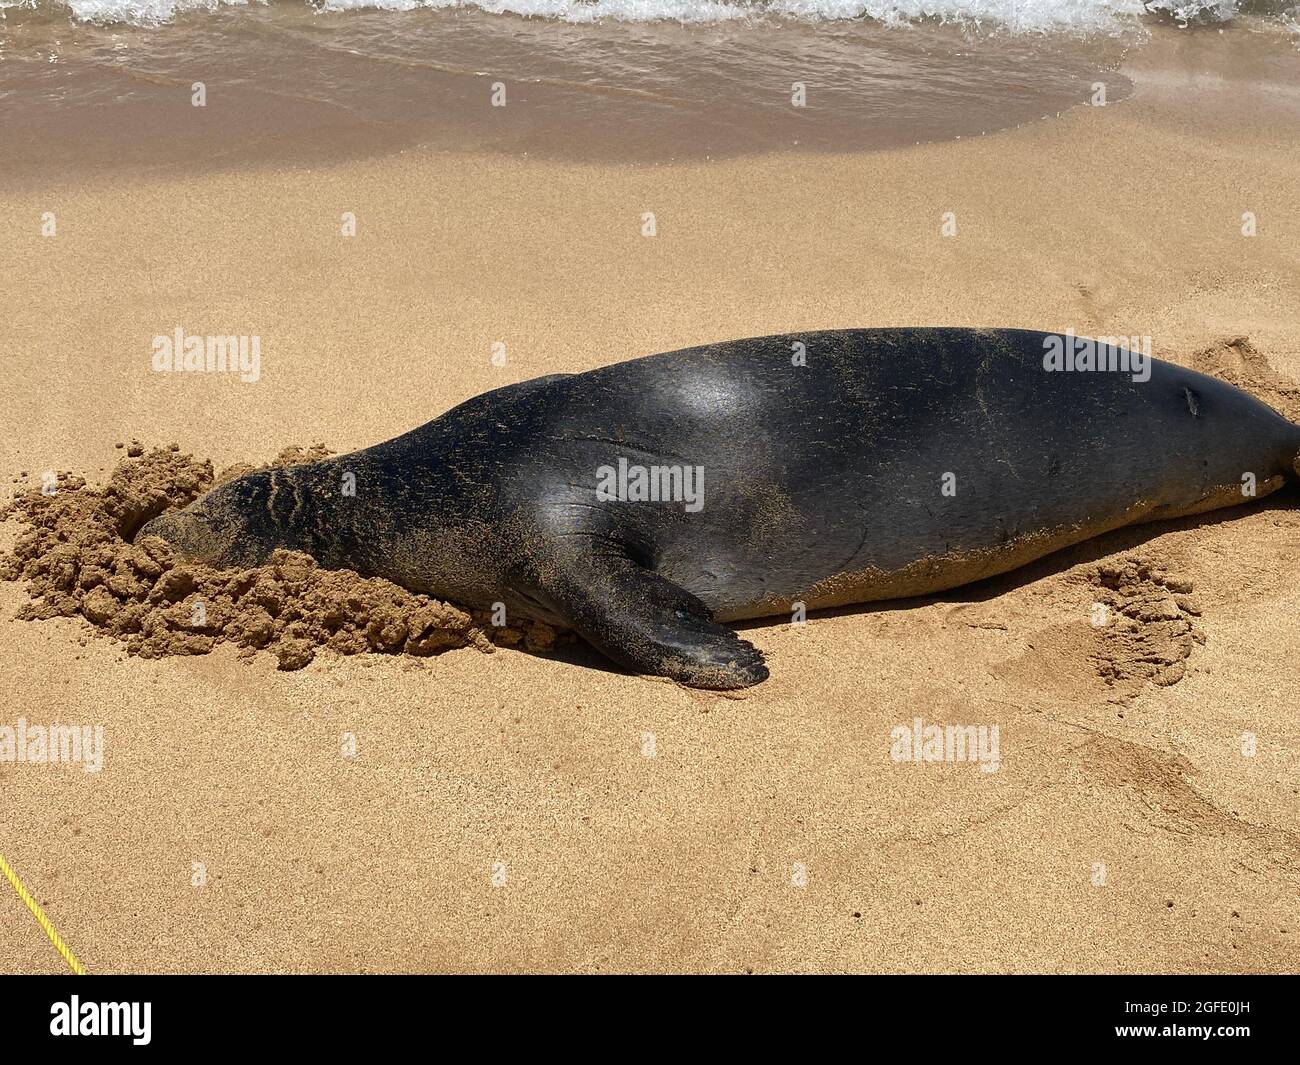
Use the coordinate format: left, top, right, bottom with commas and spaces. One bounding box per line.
140, 328, 1300, 689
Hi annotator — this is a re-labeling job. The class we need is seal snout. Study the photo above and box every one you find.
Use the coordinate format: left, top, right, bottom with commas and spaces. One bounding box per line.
136, 473, 289, 569
137, 500, 256, 568
137, 509, 209, 559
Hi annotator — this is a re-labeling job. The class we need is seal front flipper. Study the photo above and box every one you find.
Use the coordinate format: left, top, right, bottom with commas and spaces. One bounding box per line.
525, 552, 768, 690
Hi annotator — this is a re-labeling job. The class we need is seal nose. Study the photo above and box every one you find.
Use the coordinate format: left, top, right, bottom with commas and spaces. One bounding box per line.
135, 500, 262, 568
137, 510, 201, 553
136, 512, 169, 542
139, 511, 177, 541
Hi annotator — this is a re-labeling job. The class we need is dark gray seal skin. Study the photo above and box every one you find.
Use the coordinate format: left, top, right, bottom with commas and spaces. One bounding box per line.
140, 328, 1300, 689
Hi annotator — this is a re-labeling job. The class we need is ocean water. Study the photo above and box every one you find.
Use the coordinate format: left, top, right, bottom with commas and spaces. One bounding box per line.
3, 0, 1298, 32
1, 0, 1297, 179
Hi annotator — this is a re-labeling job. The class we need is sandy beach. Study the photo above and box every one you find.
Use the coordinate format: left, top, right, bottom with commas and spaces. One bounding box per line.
2, 16, 1299, 973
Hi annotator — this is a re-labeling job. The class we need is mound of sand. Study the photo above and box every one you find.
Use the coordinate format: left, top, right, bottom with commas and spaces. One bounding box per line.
0, 445, 559, 671
1090, 555, 1203, 692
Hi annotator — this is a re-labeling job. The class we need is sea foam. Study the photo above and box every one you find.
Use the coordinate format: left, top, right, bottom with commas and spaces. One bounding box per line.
5, 0, 1296, 33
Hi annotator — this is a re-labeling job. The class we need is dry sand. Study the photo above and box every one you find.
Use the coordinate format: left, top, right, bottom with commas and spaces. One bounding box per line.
2, 28, 1299, 973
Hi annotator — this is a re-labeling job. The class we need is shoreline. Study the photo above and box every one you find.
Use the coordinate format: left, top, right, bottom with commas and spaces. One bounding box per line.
2, 19, 1298, 190
0, 9, 1153, 185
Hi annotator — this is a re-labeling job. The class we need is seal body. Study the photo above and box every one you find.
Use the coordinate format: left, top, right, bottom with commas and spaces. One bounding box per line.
141, 328, 1300, 688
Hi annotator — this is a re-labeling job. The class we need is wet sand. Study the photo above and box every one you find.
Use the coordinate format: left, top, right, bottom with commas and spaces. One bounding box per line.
2, 23, 1299, 973
0, 6, 1135, 178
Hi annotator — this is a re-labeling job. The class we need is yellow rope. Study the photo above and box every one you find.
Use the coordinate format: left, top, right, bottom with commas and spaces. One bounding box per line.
0, 852, 87, 975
